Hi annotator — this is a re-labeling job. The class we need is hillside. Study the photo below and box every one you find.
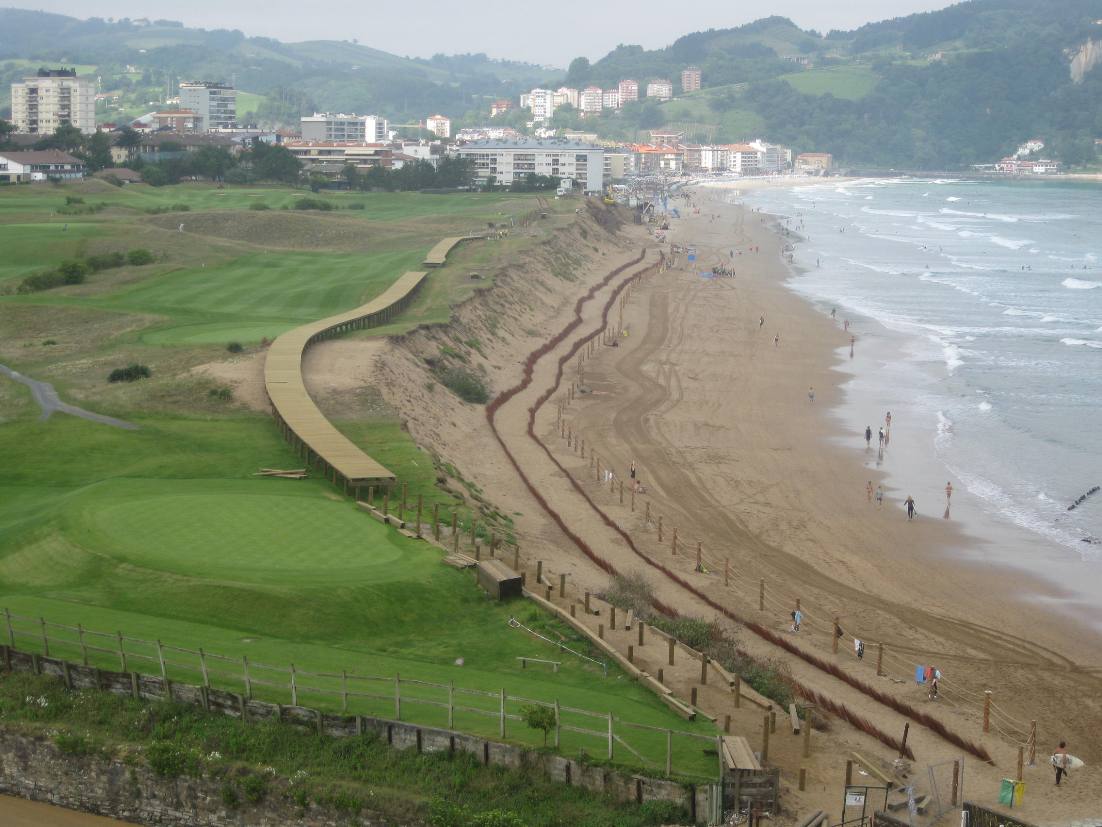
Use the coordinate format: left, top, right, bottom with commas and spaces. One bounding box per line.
0, 8, 555, 124
560, 0, 1102, 167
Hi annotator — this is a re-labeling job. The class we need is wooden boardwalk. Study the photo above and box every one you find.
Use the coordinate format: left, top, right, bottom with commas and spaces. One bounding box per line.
423, 236, 469, 268
264, 270, 427, 487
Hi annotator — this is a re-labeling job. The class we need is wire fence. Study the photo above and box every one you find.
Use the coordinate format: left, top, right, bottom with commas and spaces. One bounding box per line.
2, 609, 722, 781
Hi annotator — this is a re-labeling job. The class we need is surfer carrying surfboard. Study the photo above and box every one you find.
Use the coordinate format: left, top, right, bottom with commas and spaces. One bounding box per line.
1052, 741, 1083, 785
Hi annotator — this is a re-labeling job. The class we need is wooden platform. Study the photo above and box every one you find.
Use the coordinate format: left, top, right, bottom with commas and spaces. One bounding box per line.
722, 735, 762, 771
476, 558, 522, 600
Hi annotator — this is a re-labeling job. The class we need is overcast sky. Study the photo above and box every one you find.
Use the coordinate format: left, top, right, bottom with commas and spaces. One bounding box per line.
28, 0, 957, 66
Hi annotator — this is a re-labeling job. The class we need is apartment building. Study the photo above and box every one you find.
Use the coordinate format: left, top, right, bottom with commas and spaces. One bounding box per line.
0, 150, 86, 182
152, 109, 200, 133
452, 139, 604, 192
645, 80, 673, 101
618, 79, 639, 104
603, 151, 630, 181
525, 89, 555, 122
579, 87, 603, 114
179, 82, 237, 131
10, 69, 96, 135
300, 113, 388, 143
631, 144, 683, 174
726, 143, 763, 174
602, 89, 621, 110
284, 141, 398, 176
795, 152, 833, 173
553, 87, 579, 109
490, 99, 512, 117
750, 139, 791, 172
425, 114, 451, 139
680, 67, 702, 93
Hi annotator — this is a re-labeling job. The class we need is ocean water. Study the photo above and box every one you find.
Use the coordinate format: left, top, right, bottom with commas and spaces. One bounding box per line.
739, 179, 1102, 568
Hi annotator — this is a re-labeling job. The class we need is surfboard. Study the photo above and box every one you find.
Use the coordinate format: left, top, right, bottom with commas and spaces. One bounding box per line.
1051, 753, 1086, 770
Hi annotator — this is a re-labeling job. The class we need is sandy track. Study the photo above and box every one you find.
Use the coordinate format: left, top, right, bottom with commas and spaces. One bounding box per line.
0, 363, 137, 430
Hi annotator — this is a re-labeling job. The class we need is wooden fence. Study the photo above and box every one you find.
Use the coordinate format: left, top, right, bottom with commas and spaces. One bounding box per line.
1, 609, 721, 781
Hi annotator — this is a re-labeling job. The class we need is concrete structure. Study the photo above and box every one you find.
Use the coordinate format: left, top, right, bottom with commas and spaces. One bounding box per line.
0, 150, 85, 182
726, 143, 763, 175
300, 113, 388, 143
681, 67, 702, 93
284, 141, 398, 176
490, 99, 512, 117
525, 88, 555, 122
178, 81, 236, 131
631, 144, 683, 174
554, 86, 579, 108
602, 89, 621, 110
10, 69, 96, 135
618, 79, 639, 103
794, 152, 833, 173
603, 151, 630, 181
580, 86, 603, 114
452, 139, 605, 193
645, 80, 673, 101
424, 114, 451, 139
749, 139, 791, 172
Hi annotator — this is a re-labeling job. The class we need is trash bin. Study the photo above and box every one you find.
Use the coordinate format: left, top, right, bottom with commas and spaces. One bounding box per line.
998, 778, 1025, 807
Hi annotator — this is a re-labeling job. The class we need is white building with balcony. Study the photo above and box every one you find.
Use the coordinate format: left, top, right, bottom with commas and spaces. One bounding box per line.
452, 139, 604, 192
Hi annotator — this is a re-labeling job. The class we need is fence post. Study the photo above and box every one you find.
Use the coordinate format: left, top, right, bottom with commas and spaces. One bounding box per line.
951, 759, 959, 806
876, 643, 884, 677
448, 681, 454, 730
290, 664, 298, 706
665, 729, 673, 777
559, 573, 566, 596
724, 559, 730, 587
4, 608, 13, 649
658, 515, 663, 542
536, 560, 543, 584
39, 617, 49, 657
983, 690, 991, 733
554, 700, 561, 748
1028, 720, 1036, 765
198, 648, 209, 688
117, 632, 127, 672
607, 713, 614, 760
499, 689, 506, 738
668, 637, 675, 666
761, 714, 770, 762
733, 674, 741, 708
638, 622, 645, 647
395, 673, 401, 720
1017, 746, 1024, 781
243, 656, 252, 700
156, 639, 167, 681
759, 579, 765, 611
401, 483, 407, 517
416, 495, 423, 537
433, 504, 440, 540
341, 670, 348, 713
78, 624, 88, 666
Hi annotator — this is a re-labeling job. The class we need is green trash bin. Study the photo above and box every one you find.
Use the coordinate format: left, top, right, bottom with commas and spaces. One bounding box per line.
999, 778, 1015, 807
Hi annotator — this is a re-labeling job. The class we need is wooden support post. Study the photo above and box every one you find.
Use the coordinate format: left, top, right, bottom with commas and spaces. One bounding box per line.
291, 664, 298, 706
761, 714, 770, 762
354, 485, 361, 503
799, 768, 807, 791
156, 639, 167, 681
696, 541, 702, 571
628, 645, 634, 663
448, 682, 455, 729
638, 622, 645, 647
631, 486, 635, 512
470, 519, 477, 541
759, 579, 765, 612
733, 675, 741, 708
117, 631, 127, 672
570, 604, 576, 617
607, 713, 614, 761
198, 648, 209, 687
536, 560, 543, 584
833, 616, 840, 654
668, 637, 675, 666
416, 495, 423, 537
658, 516, 663, 542
983, 690, 991, 733
1017, 746, 1024, 782
544, 584, 551, 601
559, 573, 566, 596
876, 643, 884, 677
700, 656, 708, 685
433, 504, 440, 540
78, 624, 87, 666
665, 729, 673, 777
657, 668, 664, 684
474, 544, 481, 561
724, 559, 730, 587
610, 606, 616, 628
899, 722, 910, 758
401, 482, 407, 516
598, 624, 604, 640
453, 527, 459, 554
845, 759, 853, 787
383, 491, 389, 517
243, 656, 252, 700
368, 485, 375, 506
341, 670, 348, 712
691, 687, 698, 707
724, 714, 731, 734
803, 712, 812, 758
950, 760, 960, 806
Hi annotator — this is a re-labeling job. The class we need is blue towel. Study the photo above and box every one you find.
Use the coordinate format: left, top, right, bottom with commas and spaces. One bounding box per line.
915, 666, 926, 684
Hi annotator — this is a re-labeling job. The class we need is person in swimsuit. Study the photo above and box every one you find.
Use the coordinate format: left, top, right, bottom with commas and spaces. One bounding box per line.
865, 425, 872, 447
875, 485, 884, 508
945, 481, 953, 502
905, 495, 916, 520
866, 481, 874, 502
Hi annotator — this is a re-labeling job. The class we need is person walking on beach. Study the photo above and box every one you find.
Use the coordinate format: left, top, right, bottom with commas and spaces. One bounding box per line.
1053, 741, 1070, 786
759, 315, 765, 329
808, 386, 815, 404
878, 427, 885, 447
865, 425, 872, 448
866, 481, 874, 502
773, 333, 780, 348
945, 481, 953, 503
885, 411, 892, 429
875, 485, 884, 508
790, 608, 803, 633
630, 461, 637, 481
905, 495, 916, 520
831, 307, 836, 320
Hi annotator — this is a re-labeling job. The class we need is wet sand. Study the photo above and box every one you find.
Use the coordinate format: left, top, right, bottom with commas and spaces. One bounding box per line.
0, 795, 129, 825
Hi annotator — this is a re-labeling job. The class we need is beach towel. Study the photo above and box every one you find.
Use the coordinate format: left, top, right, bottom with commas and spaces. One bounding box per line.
915, 665, 926, 684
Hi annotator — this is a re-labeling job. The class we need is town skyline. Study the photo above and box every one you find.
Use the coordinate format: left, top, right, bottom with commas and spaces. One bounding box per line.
23, 0, 958, 66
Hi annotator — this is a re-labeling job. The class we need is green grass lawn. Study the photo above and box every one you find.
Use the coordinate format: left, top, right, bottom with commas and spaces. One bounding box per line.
0, 182, 714, 778
780, 64, 881, 100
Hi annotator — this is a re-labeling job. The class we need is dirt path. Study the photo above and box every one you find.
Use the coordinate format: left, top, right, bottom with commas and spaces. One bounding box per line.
0, 363, 137, 430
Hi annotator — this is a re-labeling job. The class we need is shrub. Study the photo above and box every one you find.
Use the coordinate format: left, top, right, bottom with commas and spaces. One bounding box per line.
226, 342, 244, 353
58, 260, 90, 284
221, 782, 239, 808
18, 270, 67, 293
42, 339, 57, 346
241, 773, 267, 804
55, 731, 99, 756
208, 386, 233, 401
107, 364, 151, 383
471, 813, 525, 827
519, 704, 556, 746
147, 741, 200, 778
248, 202, 270, 211
346, 202, 366, 210
292, 197, 334, 211
65, 195, 85, 205
438, 367, 488, 404
87, 252, 126, 271
127, 249, 155, 266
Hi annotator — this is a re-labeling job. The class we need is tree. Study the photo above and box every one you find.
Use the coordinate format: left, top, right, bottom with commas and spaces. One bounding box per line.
115, 127, 142, 149
566, 56, 591, 87
0, 119, 14, 149
191, 146, 235, 181
341, 163, 360, 190
81, 131, 113, 171
249, 143, 302, 184
520, 704, 556, 746
36, 123, 85, 152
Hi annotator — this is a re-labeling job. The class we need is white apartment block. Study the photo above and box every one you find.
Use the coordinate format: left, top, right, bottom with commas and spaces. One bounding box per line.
554, 87, 580, 108
602, 89, 621, 110
579, 87, 603, 114
10, 69, 96, 135
618, 79, 639, 103
452, 140, 604, 193
425, 114, 451, 139
645, 80, 673, 101
525, 89, 555, 122
750, 139, 791, 172
179, 81, 237, 131
300, 113, 388, 142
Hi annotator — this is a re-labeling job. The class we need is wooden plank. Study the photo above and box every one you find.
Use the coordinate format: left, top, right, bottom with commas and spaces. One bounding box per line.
850, 751, 894, 789
723, 735, 761, 770
789, 703, 801, 734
